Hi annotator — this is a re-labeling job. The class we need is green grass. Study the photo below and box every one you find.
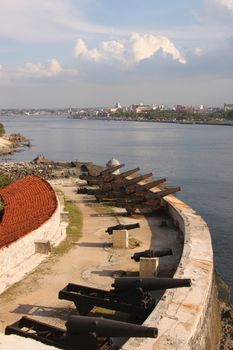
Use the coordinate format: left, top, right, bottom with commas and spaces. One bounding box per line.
52, 198, 83, 256
0, 173, 12, 188
0, 123, 5, 137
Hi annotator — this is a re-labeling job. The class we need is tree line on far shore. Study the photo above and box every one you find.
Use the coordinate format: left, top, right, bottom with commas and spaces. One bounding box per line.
110, 109, 233, 123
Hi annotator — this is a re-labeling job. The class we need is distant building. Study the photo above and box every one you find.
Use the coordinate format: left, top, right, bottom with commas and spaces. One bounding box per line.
224, 104, 233, 112
173, 105, 193, 111
110, 101, 122, 113
130, 103, 163, 113
106, 157, 121, 175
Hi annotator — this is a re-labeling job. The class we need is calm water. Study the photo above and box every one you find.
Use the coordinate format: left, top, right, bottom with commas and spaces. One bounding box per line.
1, 115, 233, 302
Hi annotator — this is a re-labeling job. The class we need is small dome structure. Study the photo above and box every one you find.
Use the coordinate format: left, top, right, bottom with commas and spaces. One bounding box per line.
106, 157, 121, 175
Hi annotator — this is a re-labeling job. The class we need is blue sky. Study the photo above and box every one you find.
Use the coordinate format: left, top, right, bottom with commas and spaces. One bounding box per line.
0, 0, 233, 108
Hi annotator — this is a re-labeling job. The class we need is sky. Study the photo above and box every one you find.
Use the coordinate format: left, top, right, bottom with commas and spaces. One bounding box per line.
0, 0, 233, 108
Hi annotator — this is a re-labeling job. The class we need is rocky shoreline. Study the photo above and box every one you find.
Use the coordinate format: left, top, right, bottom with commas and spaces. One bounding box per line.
0, 156, 103, 181
0, 133, 30, 156
216, 273, 233, 350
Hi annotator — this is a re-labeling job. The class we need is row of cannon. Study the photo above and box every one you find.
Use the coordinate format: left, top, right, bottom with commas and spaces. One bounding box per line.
78, 163, 180, 215
4, 164, 187, 349
6, 276, 191, 350
6, 223, 190, 350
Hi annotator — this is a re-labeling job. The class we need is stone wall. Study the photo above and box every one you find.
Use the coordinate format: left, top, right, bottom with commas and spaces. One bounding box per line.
122, 195, 220, 350
0, 199, 61, 294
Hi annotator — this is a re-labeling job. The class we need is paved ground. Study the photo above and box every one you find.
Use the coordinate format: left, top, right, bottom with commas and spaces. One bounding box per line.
0, 179, 181, 333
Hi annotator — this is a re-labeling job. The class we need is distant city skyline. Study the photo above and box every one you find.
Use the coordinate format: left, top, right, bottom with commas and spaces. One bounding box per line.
0, 0, 233, 108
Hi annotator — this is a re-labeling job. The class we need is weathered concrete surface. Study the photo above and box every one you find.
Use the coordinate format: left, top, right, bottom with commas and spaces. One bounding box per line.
112, 229, 129, 249
0, 333, 57, 350
122, 195, 220, 350
139, 257, 158, 277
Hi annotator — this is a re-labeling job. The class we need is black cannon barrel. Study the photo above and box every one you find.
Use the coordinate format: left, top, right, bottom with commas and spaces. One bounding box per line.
112, 277, 192, 292
124, 173, 153, 187
142, 178, 167, 190
146, 187, 181, 200
126, 178, 167, 195
106, 222, 140, 235
78, 188, 108, 196
131, 249, 173, 261
100, 163, 125, 175
66, 315, 158, 338
113, 167, 140, 180
80, 164, 125, 180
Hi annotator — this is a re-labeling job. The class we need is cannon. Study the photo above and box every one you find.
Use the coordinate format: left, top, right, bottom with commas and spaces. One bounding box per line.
59, 277, 191, 321
115, 187, 181, 205
106, 222, 140, 235
107, 198, 163, 216
118, 173, 153, 190
112, 277, 191, 292
125, 178, 166, 195
83, 167, 139, 189
146, 187, 181, 200
80, 163, 125, 179
59, 283, 155, 320
94, 181, 167, 203
109, 186, 181, 215
95, 173, 154, 201
66, 315, 158, 338
80, 164, 125, 184
131, 249, 173, 262
5, 315, 157, 350
99, 167, 140, 191
78, 188, 122, 197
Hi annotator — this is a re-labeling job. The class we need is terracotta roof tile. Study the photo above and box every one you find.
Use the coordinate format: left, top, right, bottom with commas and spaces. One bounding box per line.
0, 175, 58, 249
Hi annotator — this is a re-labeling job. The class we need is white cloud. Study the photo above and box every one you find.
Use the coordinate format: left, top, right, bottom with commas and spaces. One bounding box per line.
0, 65, 4, 79
129, 33, 186, 64
213, 0, 233, 11
16, 59, 62, 78
205, 0, 233, 16
194, 47, 204, 56
74, 33, 186, 66
74, 39, 102, 62
0, 64, 8, 80
0, 0, 121, 42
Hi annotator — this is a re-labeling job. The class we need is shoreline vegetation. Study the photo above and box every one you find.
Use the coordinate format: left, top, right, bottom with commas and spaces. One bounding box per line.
1, 109, 233, 126
72, 109, 233, 126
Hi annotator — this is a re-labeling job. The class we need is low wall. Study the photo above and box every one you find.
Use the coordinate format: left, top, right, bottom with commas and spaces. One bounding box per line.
0, 197, 61, 294
122, 195, 220, 350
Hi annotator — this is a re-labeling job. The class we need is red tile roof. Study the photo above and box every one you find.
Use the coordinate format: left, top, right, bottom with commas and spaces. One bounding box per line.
0, 175, 58, 249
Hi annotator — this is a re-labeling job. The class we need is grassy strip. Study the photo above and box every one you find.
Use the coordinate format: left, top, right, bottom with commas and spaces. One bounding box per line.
53, 198, 83, 256
0, 173, 12, 188
0, 123, 5, 137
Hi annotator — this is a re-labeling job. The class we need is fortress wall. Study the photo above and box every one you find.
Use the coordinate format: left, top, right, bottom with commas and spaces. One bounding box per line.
122, 195, 220, 350
0, 198, 61, 292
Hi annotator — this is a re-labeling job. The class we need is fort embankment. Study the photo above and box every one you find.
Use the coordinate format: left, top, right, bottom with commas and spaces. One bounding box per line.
0, 171, 222, 349
123, 194, 220, 350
